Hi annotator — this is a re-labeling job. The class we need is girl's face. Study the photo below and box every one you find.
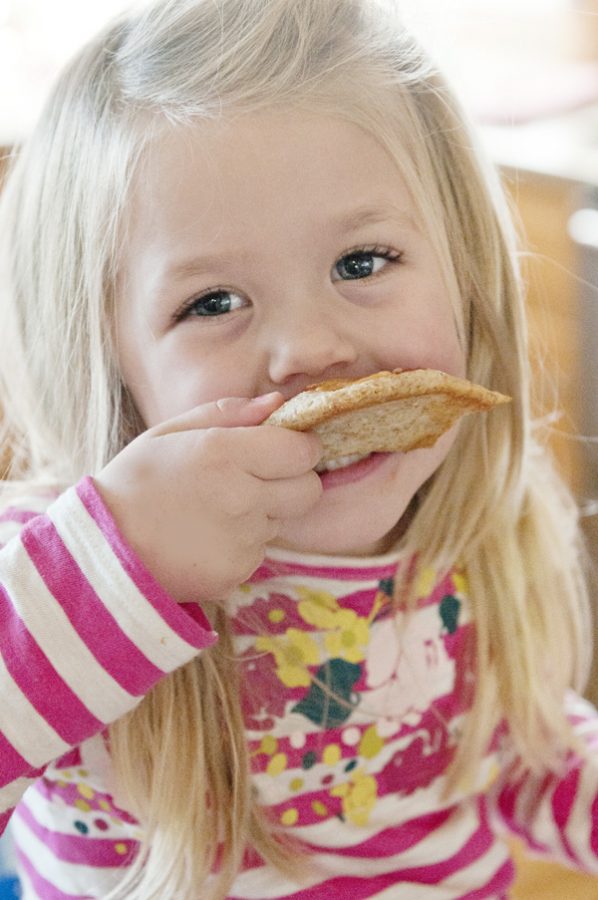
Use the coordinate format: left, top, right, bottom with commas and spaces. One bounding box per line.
117, 110, 465, 556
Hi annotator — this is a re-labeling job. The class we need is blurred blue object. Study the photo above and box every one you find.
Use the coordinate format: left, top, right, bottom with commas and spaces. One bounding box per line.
0, 879, 20, 899
0, 831, 19, 898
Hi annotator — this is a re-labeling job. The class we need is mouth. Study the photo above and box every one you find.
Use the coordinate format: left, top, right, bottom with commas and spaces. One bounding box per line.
314, 451, 394, 489
315, 453, 371, 474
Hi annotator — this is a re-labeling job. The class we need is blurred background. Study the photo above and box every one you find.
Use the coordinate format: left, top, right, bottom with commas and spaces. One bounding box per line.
0, 0, 598, 896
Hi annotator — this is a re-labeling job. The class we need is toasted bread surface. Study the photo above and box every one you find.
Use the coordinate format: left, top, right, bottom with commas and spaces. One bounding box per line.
264, 368, 509, 461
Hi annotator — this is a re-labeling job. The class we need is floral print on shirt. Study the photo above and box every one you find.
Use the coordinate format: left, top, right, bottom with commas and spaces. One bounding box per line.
234, 563, 471, 830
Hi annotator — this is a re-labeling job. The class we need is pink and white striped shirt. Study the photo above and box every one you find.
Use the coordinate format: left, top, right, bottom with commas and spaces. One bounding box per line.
1, 476, 597, 898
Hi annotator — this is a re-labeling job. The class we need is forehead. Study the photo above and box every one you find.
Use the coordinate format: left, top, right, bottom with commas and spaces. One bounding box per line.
125, 110, 421, 248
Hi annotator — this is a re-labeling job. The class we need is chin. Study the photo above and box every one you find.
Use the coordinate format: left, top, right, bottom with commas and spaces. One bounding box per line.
273, 503, 410, 558
272, 440, 454, 558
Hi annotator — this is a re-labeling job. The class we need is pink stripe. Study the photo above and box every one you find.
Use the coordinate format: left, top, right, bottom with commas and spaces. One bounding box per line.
78, 478, 217, 647
15, 846, 85, 899
0, 727, 44, 789
591, 789, 598, 858
0, 507, 40, 525
459, 858, 515, 899
34, 777, 140, 829
250, 696, 463, 779
552, 766, 580, 862
253, 556, 401, 583
495, 772, 553, 856
14, 802, 139, 868
0, 583, 103, 744
494, 770, 535, 848
233, 585, 392, 638
234, 822, 496, 899
0, 808, 12, 837
244, 798, 454, 861
53, 749, 83, 769
20, 516, 166, 696
381, 816, 495, 885
304, 808, 455, 859
236, 819, 497, 897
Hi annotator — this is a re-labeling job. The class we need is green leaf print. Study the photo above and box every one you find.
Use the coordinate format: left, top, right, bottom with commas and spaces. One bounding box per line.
292, 658, 361, 728
439, 594, 461, 634
378, 578, 394, 598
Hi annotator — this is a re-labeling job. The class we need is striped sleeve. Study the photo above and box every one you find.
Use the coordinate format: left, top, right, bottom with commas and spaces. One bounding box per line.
486, 693, 598, 871
0, 475, 217, 827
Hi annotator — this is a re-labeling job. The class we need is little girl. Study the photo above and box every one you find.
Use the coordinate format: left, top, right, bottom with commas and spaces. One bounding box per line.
0, 0, 596, 897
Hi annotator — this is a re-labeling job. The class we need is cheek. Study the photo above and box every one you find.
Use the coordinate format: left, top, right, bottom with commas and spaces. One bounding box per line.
395, 424, 460, 497
379, 289, 465, 377
128, 347, 255, 428
116, 340, 193, 427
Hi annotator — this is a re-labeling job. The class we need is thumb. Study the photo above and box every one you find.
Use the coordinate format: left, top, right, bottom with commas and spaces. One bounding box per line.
151, 392, 285, 436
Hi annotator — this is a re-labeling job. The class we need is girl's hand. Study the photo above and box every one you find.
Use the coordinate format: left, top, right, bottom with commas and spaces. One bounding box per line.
94, 394, 322, 604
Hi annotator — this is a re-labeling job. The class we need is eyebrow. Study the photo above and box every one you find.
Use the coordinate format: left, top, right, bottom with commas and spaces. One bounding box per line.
162, 204, 418, 282
164, 250, 247, 282
330, 205, 419, 235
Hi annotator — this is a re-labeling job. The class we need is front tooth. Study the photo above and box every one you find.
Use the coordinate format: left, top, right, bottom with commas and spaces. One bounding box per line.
316, 453, 368, 473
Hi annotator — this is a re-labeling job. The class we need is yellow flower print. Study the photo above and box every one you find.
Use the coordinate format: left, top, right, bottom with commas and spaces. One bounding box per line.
330, 768, 378, 827
255, 629, 320, 687
415, 566, 437, 598
324, 609, 370, 663
297, 588, 370, 664
452, 569, 469, 597
296, 588, 340, 630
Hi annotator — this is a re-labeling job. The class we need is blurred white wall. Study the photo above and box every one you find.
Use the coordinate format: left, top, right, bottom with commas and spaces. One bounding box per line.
1, 1, 598, 149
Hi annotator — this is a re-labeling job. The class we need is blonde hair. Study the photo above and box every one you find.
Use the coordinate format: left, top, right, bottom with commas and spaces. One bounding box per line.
0, 0, 590, 896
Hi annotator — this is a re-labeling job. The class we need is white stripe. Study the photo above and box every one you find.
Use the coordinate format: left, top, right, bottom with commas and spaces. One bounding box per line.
0, 652, 70, 768
0, 493, 53, 516
433, 838, 511, 895
230, 574, 383, 612
19, 782, 143, 842
13, 865, 35, 900
11, 807, 125, 896
509, 773, 566, 858
0, 522, 23, 547
266, 750, 495, 855
0, 777, 38, 815
260, 785, 453, 853
48, 488, 206, 668
367, 839, 510, 899
253, 723, 446, 806
252, 727, 493, 848
373, 885, 456, 899
565, 692, 598, 720
564, 758, 598, 870
233, 802, 487, 897
1, 532, 138, 723
504, 753, 598, 872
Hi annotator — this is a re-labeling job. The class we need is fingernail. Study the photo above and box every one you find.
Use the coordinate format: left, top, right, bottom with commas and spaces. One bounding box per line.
251, 392, 281, 404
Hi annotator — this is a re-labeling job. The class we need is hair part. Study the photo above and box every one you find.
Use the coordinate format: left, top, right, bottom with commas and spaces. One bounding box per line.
0, 0, 591, 895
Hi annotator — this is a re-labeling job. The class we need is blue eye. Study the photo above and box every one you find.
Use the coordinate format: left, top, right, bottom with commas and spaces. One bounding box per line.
333, 247, 401, 281
181, 289, 246, 319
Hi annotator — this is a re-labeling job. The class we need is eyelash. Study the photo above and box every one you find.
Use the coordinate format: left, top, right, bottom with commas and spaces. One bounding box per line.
334, 245, 403, 280
173, 244, 403, 322
173, 287, 243, 324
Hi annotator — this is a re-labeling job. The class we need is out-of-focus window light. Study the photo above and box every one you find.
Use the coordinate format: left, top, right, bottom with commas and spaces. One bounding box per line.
0, 0, 130, 142
1, 0, 597, 142
400, 0, 598, 124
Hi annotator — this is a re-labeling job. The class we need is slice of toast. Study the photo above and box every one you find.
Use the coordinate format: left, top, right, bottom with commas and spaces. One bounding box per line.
264, 369, 510, 462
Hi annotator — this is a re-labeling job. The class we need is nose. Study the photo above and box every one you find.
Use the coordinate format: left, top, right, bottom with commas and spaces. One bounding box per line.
266, 301, 359, 387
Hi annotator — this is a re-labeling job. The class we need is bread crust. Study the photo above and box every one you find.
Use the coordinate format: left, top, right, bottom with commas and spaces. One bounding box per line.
264, 368, 510, 461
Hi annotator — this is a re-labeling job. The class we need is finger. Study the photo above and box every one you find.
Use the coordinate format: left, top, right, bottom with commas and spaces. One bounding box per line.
263, 471, 323, 520
228, 426, 322, 479
151, 393, 285, 437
